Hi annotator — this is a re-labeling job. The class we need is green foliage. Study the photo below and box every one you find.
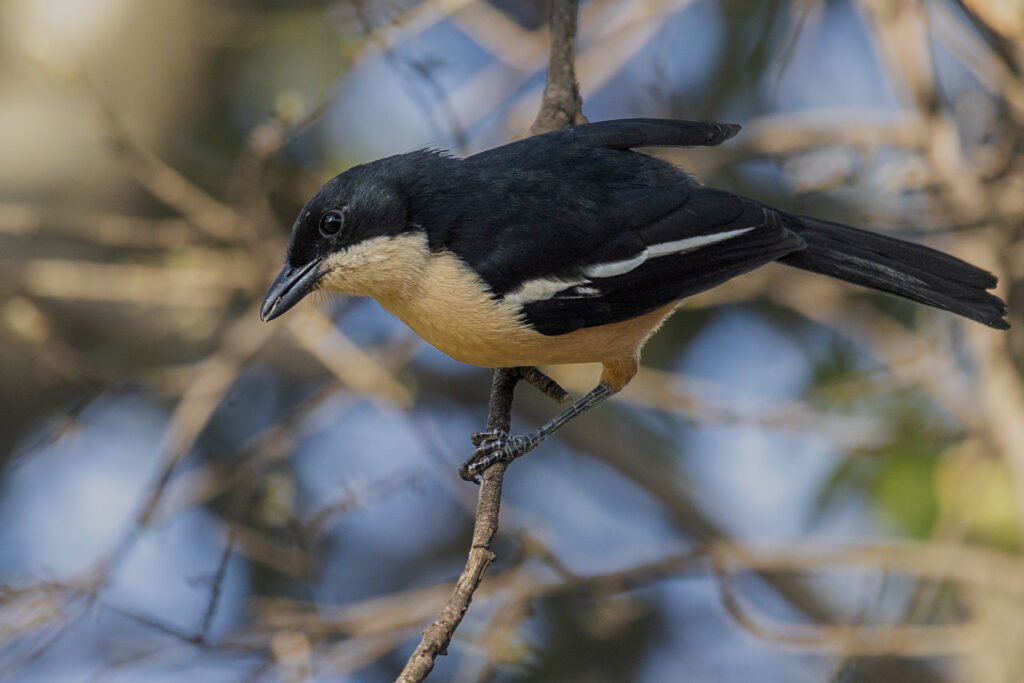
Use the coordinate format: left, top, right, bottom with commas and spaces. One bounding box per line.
870, 436, 941, 539
816, 393, 951, 539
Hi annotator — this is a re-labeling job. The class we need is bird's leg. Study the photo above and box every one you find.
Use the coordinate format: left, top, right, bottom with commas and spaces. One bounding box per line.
459, 383, 613, 482
468, 367, 570, 447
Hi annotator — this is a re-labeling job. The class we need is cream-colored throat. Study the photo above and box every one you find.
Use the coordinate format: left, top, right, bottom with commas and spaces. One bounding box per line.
317, 233, 530, 366
318, 233, 430, 302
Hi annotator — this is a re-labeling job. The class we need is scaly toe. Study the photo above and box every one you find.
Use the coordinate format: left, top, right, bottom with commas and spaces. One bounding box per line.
470, 429, 507, 447
471, 435, 512, 458
458, 433, 541, 483
458, 465, 483, 484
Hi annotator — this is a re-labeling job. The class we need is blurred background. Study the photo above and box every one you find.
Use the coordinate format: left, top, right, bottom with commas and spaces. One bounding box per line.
2, 0, 1024, 681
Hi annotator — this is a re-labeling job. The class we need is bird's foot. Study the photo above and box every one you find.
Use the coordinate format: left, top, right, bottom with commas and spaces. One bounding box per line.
460, 430, 539, 483
469, 429, 504, 447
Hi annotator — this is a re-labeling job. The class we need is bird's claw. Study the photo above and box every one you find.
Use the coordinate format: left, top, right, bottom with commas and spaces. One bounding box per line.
459, 431, 537, 483
469, 429, 505, 447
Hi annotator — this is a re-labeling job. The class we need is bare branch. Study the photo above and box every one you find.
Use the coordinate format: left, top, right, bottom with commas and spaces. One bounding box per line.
517, 366, 572, 404
398, 4, 588, 678
529, 0, 587, 135
398, 3, 586, 678
396, 368, 516, 682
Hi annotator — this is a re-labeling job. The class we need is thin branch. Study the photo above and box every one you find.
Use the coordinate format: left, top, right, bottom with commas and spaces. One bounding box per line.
529, 0, 588, 136
199, 531, 235, 640
396, 369, 516, 683
88, 84, 244, 243
286, 307, 414, 408
398, 3, 585, 677
517, 366, 571, 403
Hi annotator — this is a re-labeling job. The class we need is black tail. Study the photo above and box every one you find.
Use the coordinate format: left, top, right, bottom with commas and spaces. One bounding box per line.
779, 215, 1009, 330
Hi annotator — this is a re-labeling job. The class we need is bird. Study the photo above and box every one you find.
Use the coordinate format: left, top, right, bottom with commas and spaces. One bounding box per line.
260, 118, 1008, 481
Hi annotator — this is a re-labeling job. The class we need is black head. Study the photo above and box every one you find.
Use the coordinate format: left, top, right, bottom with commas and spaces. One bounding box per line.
260, 159, 415, 321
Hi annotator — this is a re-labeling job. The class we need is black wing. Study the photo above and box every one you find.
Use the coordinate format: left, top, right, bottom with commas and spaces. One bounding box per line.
515, 189, 806, 335
450, 123, 747, 295
437, 118, 798, 327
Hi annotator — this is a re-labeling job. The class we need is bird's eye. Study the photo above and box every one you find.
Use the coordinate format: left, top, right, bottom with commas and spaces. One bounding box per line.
319, 209, 345, 237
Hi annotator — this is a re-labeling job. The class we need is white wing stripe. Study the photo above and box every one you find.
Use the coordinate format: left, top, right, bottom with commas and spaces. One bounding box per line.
503, 276, 587, 307
504, 227, 757, 306
583, 227, 756, 279
583, 252, 648, 278
645, 227, 755, 257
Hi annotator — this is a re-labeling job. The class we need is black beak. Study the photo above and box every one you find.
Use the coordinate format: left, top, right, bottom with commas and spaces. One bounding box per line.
260, 259, 323, 321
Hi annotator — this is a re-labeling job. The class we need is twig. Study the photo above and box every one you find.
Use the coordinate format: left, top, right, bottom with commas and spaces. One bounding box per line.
398, 3, 586, 678
529, 0, 588, 136
199, 531, 235, 640
100, 315, 276, 581
285, 307, 414, 408
395, 368, 516, 682
89, 85, 243, 243
516, 366, 571, 403
711, 558, 978, 657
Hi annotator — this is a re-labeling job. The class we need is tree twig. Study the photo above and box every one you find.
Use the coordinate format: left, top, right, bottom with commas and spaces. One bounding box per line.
516, 366, 571, 403
398, 2, 585, 679
529, 0, 588, 136
395, 369, 516, 682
